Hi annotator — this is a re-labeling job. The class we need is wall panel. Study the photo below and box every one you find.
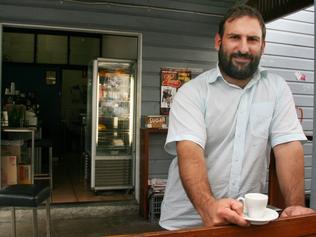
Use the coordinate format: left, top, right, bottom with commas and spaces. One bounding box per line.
0, 1, 313, 195
265, 7, 314, 194
0, 0, 235, 188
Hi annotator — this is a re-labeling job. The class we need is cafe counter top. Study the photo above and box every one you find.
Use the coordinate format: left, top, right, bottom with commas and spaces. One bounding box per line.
106, 213, 316, 237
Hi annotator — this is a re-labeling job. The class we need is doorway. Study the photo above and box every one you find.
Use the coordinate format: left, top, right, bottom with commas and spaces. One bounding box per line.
1, 25, 141, 203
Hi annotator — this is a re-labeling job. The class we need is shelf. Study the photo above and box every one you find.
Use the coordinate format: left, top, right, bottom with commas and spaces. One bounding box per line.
139, 127, 168, 218
1, 127, 36, 187
96, 148, 131, 156
98, 129, 130, 133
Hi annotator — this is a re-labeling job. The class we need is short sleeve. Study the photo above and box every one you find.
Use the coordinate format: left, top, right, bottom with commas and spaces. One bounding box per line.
270, 79, 307, 147
164, 81, 207, 155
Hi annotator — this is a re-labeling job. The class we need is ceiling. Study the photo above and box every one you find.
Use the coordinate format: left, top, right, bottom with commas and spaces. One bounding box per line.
61, 0, 313, 22
245, 0, 314, 22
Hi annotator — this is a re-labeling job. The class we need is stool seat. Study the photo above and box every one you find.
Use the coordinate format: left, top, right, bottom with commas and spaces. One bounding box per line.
0, 184, 51, 237
0, 184, 50, 207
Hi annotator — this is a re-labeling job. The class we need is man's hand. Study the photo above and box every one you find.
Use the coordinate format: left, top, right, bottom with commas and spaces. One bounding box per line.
177, 141, 249, 228
201, 198, 249, 227
281, 205, 315, 218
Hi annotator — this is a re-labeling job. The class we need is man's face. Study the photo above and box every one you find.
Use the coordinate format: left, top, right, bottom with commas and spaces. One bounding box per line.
216, 16, 265, 80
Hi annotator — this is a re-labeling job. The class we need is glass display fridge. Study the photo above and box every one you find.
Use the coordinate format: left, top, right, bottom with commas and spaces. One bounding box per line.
86, 58, 136, 191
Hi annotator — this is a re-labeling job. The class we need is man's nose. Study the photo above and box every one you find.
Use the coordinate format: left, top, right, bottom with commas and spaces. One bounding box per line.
238, 38, 250, 54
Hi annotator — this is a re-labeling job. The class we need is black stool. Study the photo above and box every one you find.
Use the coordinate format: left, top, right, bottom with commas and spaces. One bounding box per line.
0, 184, 51, 237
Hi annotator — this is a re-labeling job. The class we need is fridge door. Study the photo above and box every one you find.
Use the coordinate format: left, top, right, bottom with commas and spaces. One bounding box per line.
90, 58, 136, 190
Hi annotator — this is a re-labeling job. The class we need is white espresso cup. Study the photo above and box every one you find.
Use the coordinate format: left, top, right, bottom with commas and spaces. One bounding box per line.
237, 193, 268, 219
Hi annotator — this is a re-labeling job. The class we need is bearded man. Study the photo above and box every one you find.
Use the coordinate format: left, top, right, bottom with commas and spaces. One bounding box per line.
159, 5, 315, 230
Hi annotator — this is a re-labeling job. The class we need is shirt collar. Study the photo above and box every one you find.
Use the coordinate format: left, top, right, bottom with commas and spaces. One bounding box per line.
209, 63, 268, 87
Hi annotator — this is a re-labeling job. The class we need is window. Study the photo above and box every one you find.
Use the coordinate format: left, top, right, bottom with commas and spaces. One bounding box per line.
3, 32, 34, 63
37, 34, 67, 64
70, 36, 100, 65
102, 35, 137, 60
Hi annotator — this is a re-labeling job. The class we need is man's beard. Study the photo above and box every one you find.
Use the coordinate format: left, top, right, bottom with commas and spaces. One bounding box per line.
218, 45, 262, 80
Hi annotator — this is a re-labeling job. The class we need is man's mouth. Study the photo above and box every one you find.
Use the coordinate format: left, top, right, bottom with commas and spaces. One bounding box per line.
231, 52, 253, 63
233, 56, 251, 64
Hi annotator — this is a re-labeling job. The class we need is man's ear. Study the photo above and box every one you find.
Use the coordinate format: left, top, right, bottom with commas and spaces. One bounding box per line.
261, 40, 266, 53
214, 33, 221, 51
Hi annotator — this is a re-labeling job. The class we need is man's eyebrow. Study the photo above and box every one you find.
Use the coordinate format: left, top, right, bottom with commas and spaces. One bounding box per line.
226, 33, 261, 39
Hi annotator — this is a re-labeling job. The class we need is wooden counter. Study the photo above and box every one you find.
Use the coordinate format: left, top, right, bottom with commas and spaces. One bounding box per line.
107, 213, 316, 237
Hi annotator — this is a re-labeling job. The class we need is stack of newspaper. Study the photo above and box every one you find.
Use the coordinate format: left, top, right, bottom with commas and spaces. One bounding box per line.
148, 178, 167, 193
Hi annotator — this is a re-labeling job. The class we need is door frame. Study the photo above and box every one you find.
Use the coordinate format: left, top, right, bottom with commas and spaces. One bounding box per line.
0, 22, 143, 201
0, 24, 2, 188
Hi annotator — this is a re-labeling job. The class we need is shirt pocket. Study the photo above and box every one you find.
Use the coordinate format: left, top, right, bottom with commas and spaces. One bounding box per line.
249, 102, 274, 139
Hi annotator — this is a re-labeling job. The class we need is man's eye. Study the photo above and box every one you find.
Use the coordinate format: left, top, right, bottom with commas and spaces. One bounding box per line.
248, 37, 260, 42
230, 35, 240, 39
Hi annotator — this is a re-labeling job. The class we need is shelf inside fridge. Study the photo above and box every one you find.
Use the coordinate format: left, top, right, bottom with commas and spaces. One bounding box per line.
98, 116, 130, 130
97, 130, 131, 156
96, 146, 131, 156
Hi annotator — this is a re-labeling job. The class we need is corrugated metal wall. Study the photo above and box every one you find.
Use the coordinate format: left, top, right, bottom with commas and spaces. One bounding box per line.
262, 6, 314, 194
0, 0, 235, 113
0, 1, 313, 192
0, 0, 235, 181
148, 5, 316, 188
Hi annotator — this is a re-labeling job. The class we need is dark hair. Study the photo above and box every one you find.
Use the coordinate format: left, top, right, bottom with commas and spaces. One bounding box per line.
218, 5, 266, 41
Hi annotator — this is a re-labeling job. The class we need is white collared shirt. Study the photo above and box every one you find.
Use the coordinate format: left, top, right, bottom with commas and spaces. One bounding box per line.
159, 66, 306, 230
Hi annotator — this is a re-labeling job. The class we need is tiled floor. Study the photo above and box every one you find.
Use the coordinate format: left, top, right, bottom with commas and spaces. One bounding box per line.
0, 153, 163, 237
52, 152, 133, 203
0, 202, 163, 237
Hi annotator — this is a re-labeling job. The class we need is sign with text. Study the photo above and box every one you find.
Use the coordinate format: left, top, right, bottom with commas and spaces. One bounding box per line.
160, 68, 191, 115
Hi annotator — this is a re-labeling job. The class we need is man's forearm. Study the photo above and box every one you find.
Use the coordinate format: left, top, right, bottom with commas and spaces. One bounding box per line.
273, 141, 305, 206
176, 140, 249, 227
177, 141, 216, 219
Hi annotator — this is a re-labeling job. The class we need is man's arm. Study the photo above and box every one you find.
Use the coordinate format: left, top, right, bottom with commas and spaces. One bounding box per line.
273, 140, 315, 217
176, 140, 249, 226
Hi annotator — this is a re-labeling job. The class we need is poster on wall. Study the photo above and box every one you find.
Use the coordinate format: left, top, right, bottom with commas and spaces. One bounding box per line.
160, 68, 191, 115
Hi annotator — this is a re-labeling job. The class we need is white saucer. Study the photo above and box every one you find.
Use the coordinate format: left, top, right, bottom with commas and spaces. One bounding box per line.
244, 208, 279, 225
